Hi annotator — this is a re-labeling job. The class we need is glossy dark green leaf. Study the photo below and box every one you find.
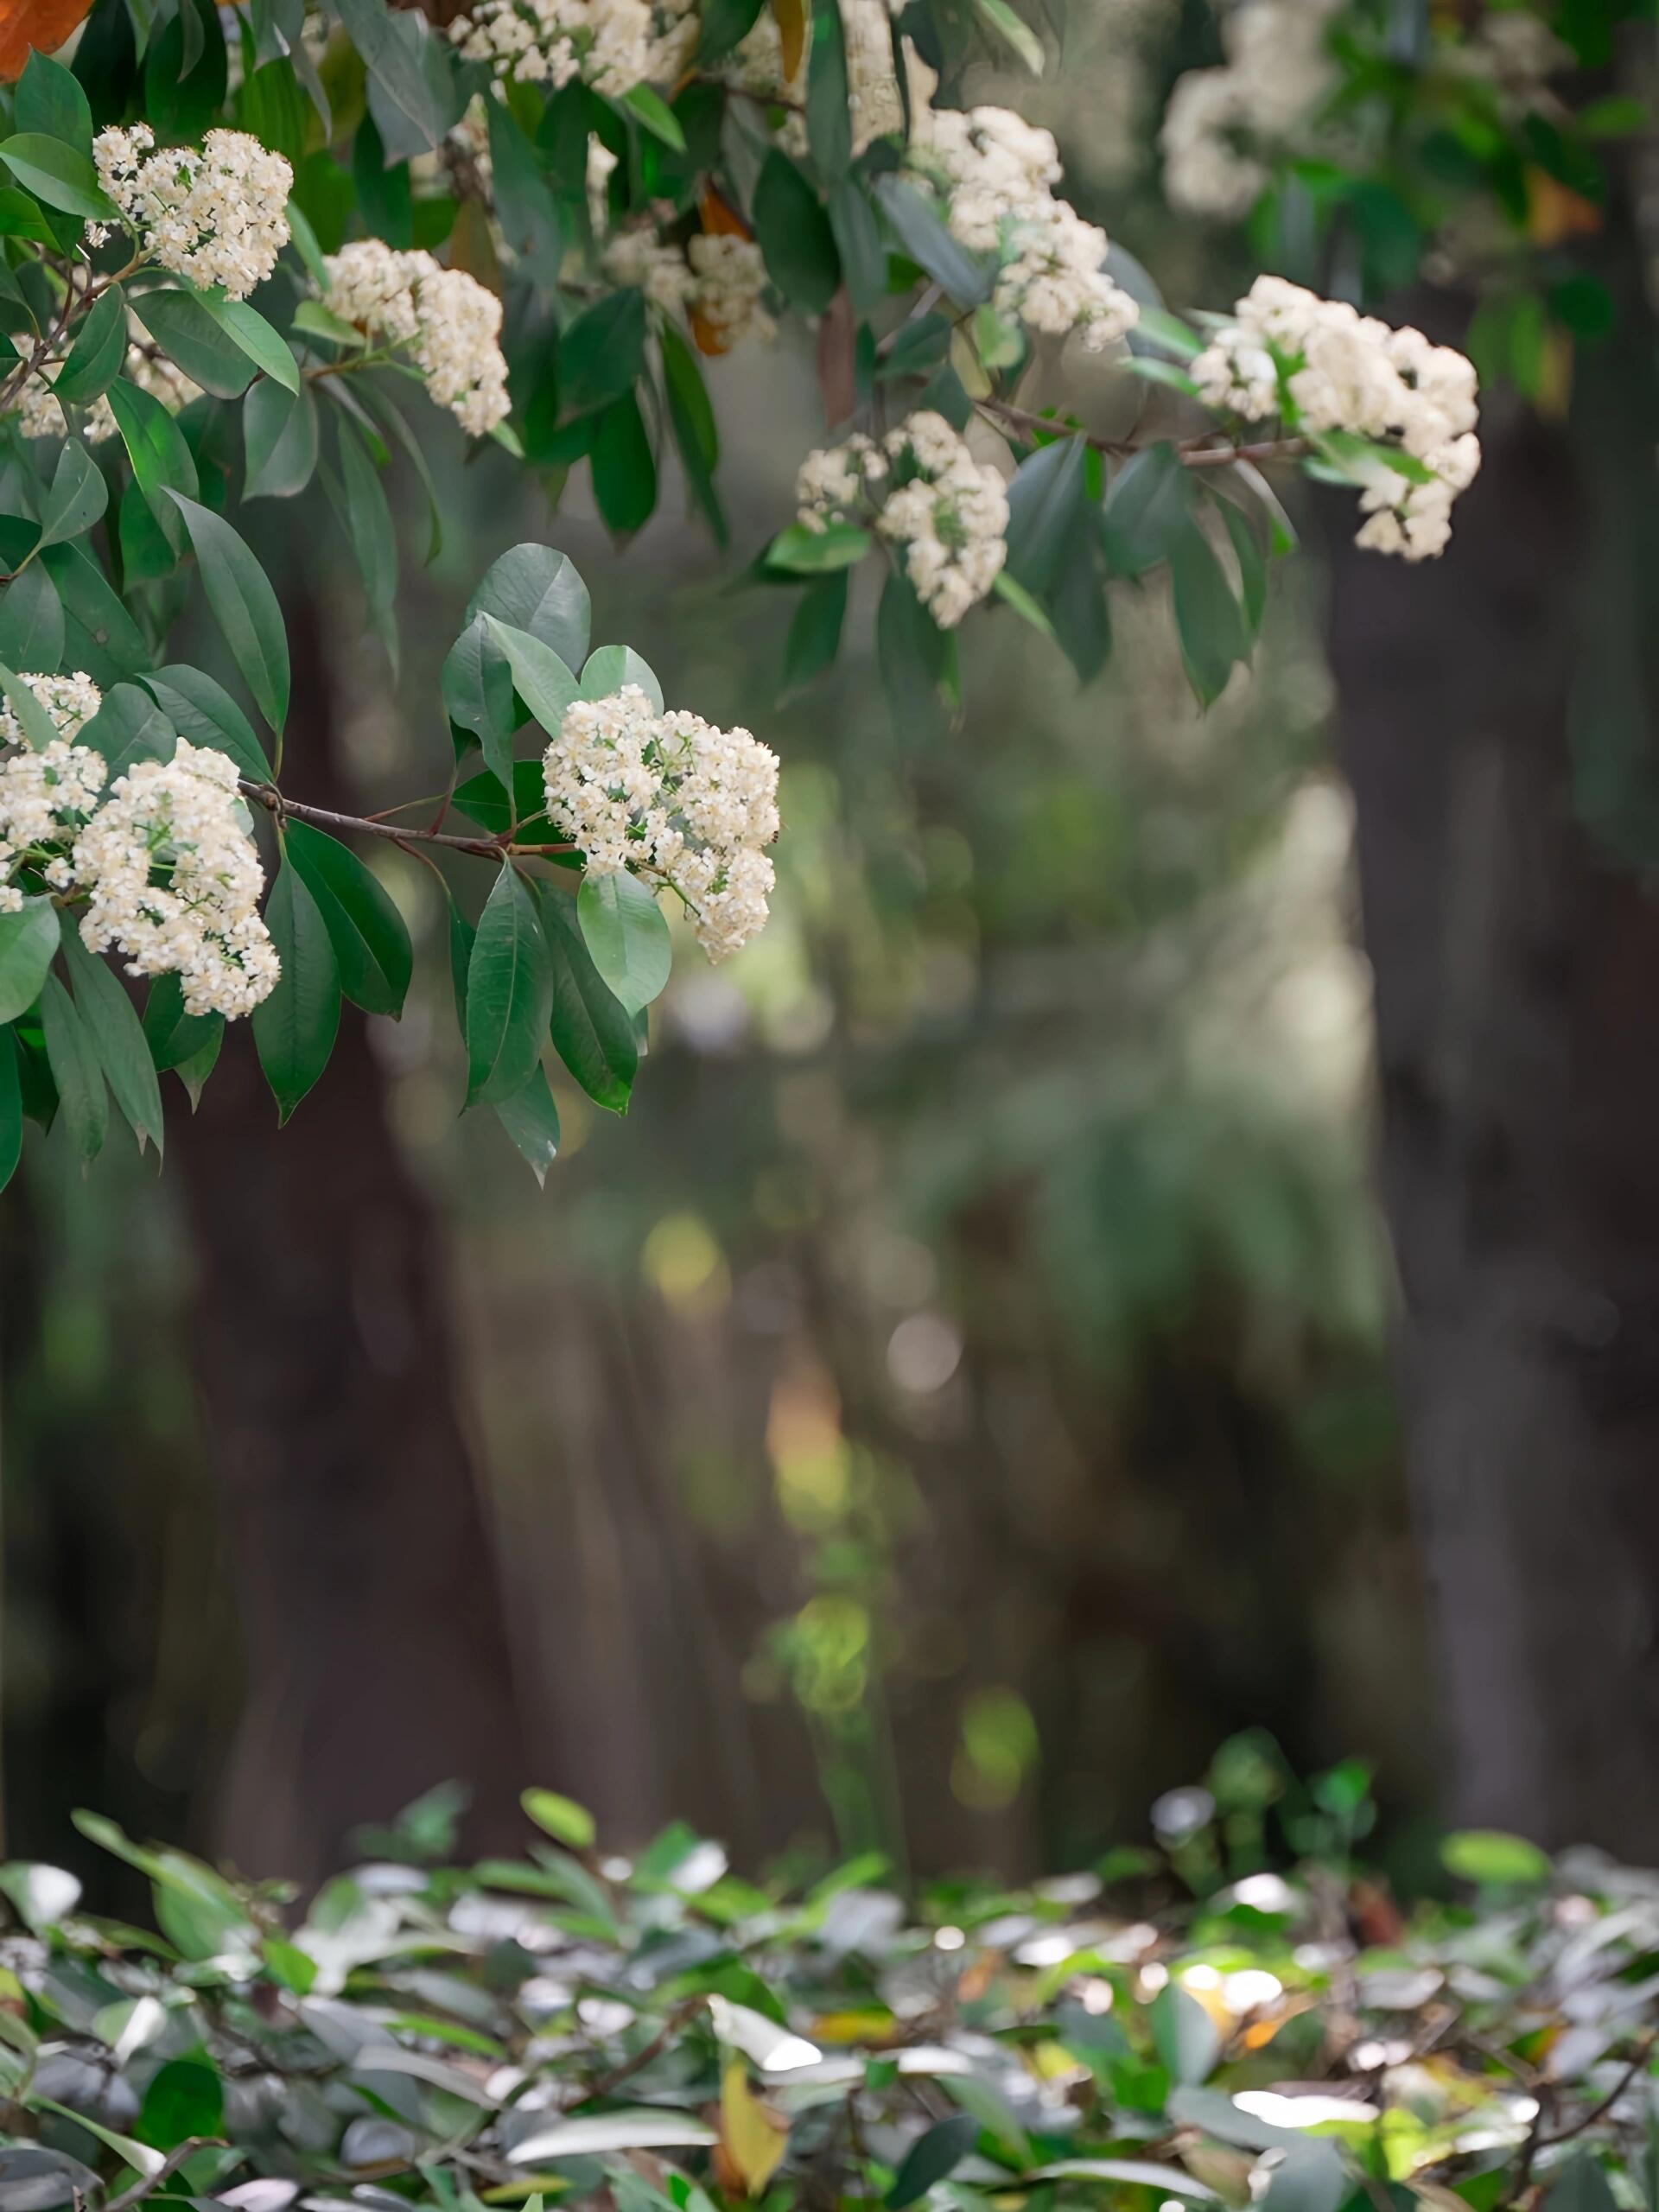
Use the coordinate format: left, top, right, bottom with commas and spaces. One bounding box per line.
874, 175, 993, 305
696, 0, 766, 61
327, 418, 398, 671
494, 1062, 561, 1185
1169, 518, 1245, 708
39, 974, 107, 1162
254, 860, 340, 1122
806, 0, 852, 181
0, 565, 64, 674
559, 286, 647, 415
236, 53, 310, 166
244, 378, 320, 499
1046, 505, 1111, 683
60, 931, 166, 1157
486, 98, 563, 283
166, 493, 290, 732
1220, 499, 1268, 637
53, 283, 128, 404
200, 295, 301, 394
659, 321, 725, 547
143, 971, 221, 1073
577, 869, 671, 1014
753, 150, 840, 315
591, 393, 657, 537
1005, 435, 1087, 597
143, 0, 228, 141
481, 615, 579, 747
40, 544, 149, 687
0, 138, 119, 223
330, 0, 456, 152
16, 51, 95, 158
79, 683, 178, 779
0, 899, 60, 1023
1102, 442, 1191, 576
108, 378, 200, 556
783, 570, 848, 693
36, 440, 106, 551
538, 883, 636, 1112
877, 565, 951, 740
768, 521, 871, 574
0, 1030, 21, 1193
828, 180, 886, 311
466, 865, 551, 1107
136, 2059, 223, 2152
283, 819, 413, 1019
617, 83, 684, 149
131, 289, 257, 399
466, 541, 592, 668
143, 664, 270, 779
887, 2116, 978, 2209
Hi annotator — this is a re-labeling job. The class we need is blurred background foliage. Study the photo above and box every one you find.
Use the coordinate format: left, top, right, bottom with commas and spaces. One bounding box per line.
0, 2, 1444, 1894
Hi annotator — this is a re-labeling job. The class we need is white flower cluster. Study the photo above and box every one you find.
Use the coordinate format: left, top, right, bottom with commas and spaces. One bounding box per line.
448, 0, 696, 95
12, 328, 200, 445
1160, 0, 1338, 219
0, 679, 107, 911
909, 106, 1139, 350
542, 685, 779, 961
797, 412, 1009, 629
1192, 276, 1481, 559
321, 241, 510, 435
92, 125, 292, 299
601, 230, 774, 350
74, 741, 279, 1018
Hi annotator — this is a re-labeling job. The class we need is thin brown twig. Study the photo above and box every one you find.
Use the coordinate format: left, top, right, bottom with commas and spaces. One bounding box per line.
976, 396, 1307, 471
1536, 2031, 1657, 2151
238, 781, 575, 862
562, 1998, 708, 2112
102, 2138, 227, 2212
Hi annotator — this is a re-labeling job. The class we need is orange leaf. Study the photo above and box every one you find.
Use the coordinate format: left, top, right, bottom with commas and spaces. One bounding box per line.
771, 0, 806, 81
0, 0, 94, 80
1525, 168, 1602, 246
699, 184, 752, 238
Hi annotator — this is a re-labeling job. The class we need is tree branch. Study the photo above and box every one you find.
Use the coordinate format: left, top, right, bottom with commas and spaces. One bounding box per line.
976, 397, 1306, 471
238, 782, 576, 863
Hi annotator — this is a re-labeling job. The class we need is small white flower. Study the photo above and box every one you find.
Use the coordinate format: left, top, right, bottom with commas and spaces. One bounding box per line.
321, 241, 510, 435
92, 124, 292, 299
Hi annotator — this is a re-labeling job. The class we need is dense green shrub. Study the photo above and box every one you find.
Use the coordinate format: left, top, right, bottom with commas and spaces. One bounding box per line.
0, 1767, 1651, 2212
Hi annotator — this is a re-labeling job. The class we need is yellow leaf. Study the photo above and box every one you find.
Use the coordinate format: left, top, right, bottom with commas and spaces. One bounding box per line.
772, 0, 806, 80
810, 2008, 899, 2044
718, 2060, 791, 2197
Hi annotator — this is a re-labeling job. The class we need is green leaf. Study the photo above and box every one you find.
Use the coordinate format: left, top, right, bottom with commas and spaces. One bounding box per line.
1102, 442, 1190, 575
481, 615, 580, 748
522, 1787, 596, 1849
330, 0, 456, 152
767, 522, 871, 574
466, 543, 592, 670
1004, 434, 1087, 596
539, 885, 637, 1112
1258, 2144, 1348, 2212
494, 1063, 561, 1185
253, 859, 341, 1122
40, 543, 149, 687
166, 493, 291, 732
577, 870, 671, 1014
0, 137, 119, 223
60, 931, 166, 1158
453, 761, 556, 841
617, 82, 685, 149
53, 283, 129, 404
1131, 305, 1203, 359
200, 294, 302, 394
1150, 1985, 1221, 2087
130, 288, 258, 399
874, 176, 993, 306
783, 570, 848, 692
0, 1031, 21, 1194
466, 865, 552, 1107
137, 2058, 224, 2152
581, 644, 662, 710
108, 377, 200, 556
79, 683, 177, 781
1440, 1830, 1552, 1888
244, 378, 320, 499
1541, 2158, 1619, 2212
39, 975, 107, 1162
991, 568, 1054, 637
143, 664, 270, 779
0, 566, 64, 675
36, 439, 106, 551
591, 391, 658, 537
697, 0, 766, 62
1220, 499, 1267, 636
888, 2115, 978, 2209
967, 0, 1043, 71
143, 970, 220, 1072
16, 51, 95, 159
753, 150, 840, 315
1169, 518, 1245, 707
0, 899, 60, 1023
1123, 355, 1199, 396
171, 1020, 223, 1109
328, 417, 398, 671
828, 179, 886, 311
559, 286, 647, 415
660, 321, 726, 547
0, 662, 63, 752
806, 0, 852, 181
877, 565, 951, 740
283, 820, 412, 1018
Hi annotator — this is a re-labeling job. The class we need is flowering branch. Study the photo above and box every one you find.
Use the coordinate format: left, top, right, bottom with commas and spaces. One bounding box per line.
976, 397, 1309, 470
238, 782, 578, 862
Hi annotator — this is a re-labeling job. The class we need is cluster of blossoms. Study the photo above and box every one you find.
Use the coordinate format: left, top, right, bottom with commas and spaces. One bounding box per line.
321, 242, 510, 435
542, 686, 779, 960
1192, 276, 1481, 558
907, 106, 1139, 351
90, 126, 292, 299
601, 230, 774, 349
1160, 0, 1339, 219
0, 678, 107, 912
0, 680, 278, 1016
798, 412, 1009, 628
448, 0, 696, 94
74, 742, 279, 1019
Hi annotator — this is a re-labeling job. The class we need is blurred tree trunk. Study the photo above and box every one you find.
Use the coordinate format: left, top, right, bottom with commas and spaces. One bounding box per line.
1327, 257, 1659, 1853
177, 588, 528, 1886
